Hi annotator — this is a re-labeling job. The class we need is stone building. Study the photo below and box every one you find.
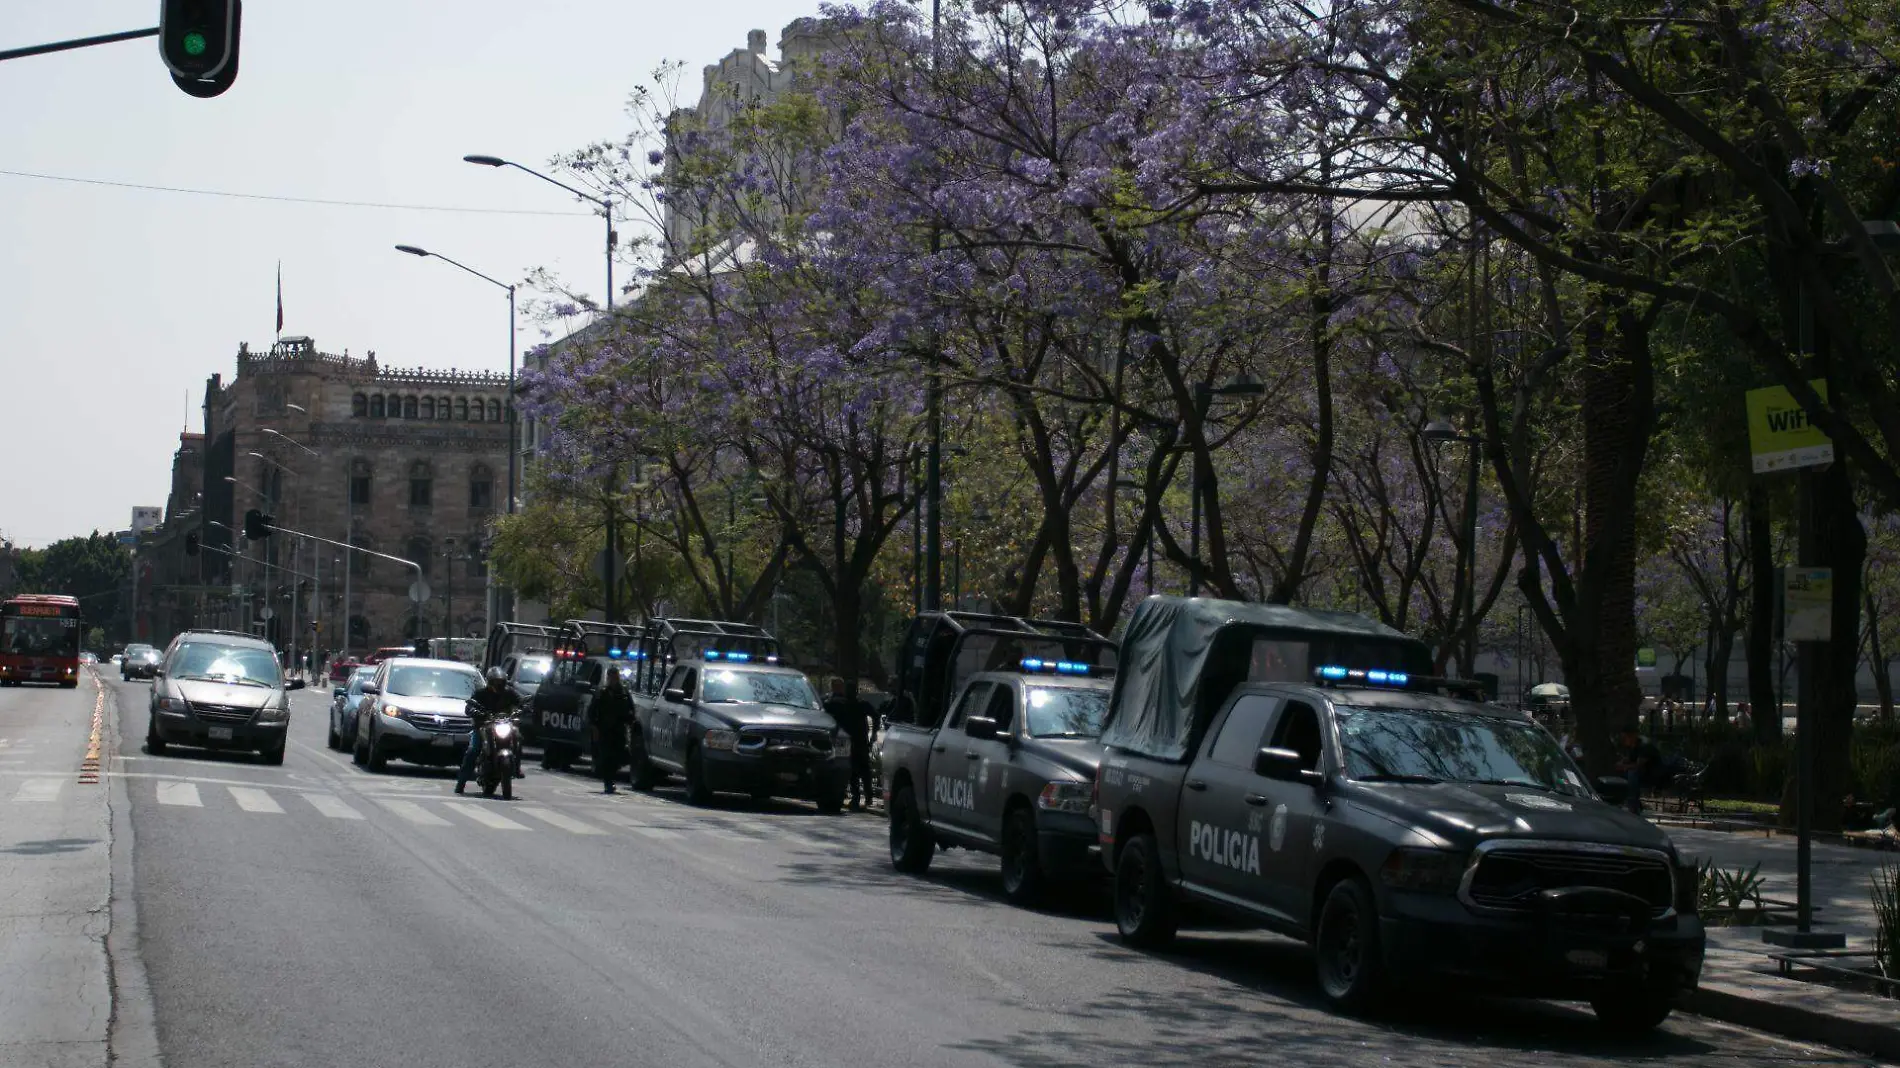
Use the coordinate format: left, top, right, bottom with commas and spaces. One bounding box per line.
167, 337, 512, 653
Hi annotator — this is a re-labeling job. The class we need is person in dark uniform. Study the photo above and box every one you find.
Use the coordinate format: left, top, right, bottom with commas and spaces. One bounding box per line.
458, 667, 522, 795
824, 677, 875, 811
590, 666, 634, 795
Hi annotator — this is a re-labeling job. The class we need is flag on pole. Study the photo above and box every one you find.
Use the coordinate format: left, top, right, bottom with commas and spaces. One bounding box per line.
275, 261, 284, 338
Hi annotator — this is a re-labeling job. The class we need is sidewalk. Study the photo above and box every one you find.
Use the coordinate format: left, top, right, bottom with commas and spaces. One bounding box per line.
1660, 822, 1900, 1060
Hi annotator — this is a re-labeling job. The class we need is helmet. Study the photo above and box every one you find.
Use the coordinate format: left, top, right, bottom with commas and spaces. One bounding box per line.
486, 667, 507, 682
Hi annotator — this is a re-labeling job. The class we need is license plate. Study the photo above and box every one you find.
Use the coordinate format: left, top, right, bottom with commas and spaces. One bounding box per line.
433, 735, 459, 747
1565, 949, 1609, 969
208, 726, 234, 741
777, 772, 800, 782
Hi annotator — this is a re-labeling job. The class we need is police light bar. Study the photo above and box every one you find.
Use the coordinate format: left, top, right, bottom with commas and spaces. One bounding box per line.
608, 648, 624, 659
1020, 658, 1097, 676
1315, 665, 1410, 686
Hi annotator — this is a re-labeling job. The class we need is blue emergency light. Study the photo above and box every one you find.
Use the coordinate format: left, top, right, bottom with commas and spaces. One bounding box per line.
704, 650, 753, 663
1021, 658, 1097, 676
608, 648, 624, 659
1315, 665, 1409, 686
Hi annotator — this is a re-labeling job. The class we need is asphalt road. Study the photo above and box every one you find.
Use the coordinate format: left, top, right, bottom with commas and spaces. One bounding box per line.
64, 674, 1887, 1068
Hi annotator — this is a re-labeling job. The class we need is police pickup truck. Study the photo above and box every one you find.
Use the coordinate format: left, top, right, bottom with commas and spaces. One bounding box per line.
624, 618, 849, 812
526, 621, 642, 771
880, 612, 1118, 903
1092, 597, 1704, 1033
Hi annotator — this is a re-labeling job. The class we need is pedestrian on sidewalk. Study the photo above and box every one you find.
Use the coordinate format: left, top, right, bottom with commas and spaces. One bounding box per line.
590, 667, 634, 795
1615, 725, 1661, 815
823, 677, 875, 811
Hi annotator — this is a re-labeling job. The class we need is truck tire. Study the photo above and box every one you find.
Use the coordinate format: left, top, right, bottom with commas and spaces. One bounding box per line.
683, 746, 713, 806
1590, 986, 1676, 1034
1000, 807, 1047, 905
888, 783, 935, 874
628, 733, 661, 791
1113, 832, 1177, 948
1314, 875, 1387, 1013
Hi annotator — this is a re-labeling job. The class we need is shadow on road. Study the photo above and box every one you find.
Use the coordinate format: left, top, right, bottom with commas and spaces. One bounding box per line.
0, 837, 100, 856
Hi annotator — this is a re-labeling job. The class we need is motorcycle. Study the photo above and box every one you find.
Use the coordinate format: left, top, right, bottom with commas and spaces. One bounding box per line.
475, 711, 522, 800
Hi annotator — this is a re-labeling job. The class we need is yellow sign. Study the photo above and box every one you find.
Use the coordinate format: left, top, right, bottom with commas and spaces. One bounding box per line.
1746, 380, 1833, 473
1784, 567, 1833, 641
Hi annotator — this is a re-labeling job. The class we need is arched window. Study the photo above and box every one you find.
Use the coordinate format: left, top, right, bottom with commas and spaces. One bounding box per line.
471, 398, 486, 422
437, 396, 451, 420
386, 393, 401, 418
469, 463, 494, 512
455, 398, 469, 420
402, 395, 418, 419
406, 535, 433, 578
487, 399, 502, 422
420, 396, 435, 420
408, 460, 433, 509
352, 393, 368, 417
349, 459, 373, 510
369, 395, 385, 418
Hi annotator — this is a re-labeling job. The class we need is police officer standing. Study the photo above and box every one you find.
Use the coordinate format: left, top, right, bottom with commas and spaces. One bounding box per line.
458, 667, 522, 795
824, 677, 875, 811
590, 667, 634, 795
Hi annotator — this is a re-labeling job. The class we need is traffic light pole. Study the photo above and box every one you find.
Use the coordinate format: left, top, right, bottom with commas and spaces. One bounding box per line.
245, 520, 423, 651
0, 26, 157, 63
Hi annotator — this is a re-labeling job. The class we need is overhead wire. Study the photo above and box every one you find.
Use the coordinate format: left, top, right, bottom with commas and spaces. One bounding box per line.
0, 167, 595, 217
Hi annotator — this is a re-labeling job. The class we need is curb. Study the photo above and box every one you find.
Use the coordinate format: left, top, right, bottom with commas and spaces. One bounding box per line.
1685, 977, 1900, 1061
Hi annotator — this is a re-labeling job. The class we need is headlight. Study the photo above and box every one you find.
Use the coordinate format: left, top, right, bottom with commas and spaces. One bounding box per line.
1037, 780, 1093, 813
156, 695, 186, 714
257, 704, 289, 723
492, 722, 514, 740
382, 704, 403, 718
1380, 848, 1469, 894
702, 729, 738, 751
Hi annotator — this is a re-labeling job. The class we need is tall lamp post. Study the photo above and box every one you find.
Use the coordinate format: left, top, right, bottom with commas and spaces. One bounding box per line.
1423, 419, 1482, 675
460, 154, 614, 314
1187, 376, 1266, 596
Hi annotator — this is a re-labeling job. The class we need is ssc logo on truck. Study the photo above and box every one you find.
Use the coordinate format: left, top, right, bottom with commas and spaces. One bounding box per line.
1189, 820, 1261, 875
932, 775, 976, 811
1269, 804, 1288, 852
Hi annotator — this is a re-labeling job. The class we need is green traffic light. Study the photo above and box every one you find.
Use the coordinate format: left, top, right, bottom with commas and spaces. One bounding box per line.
183, 31, 207, 57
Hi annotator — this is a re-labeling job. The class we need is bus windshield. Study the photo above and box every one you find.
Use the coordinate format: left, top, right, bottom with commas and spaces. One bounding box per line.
3, 615, 78, 657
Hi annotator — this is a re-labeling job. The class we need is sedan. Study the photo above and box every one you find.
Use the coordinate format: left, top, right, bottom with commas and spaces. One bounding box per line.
327, 666, 378, 751
121, 645, 161, 680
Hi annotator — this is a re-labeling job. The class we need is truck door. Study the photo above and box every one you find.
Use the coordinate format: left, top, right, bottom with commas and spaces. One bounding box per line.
1252, 699, 1330, 930
1178, 693, 1283, 919
961, 681, 1020, 848
927, 681, 990, 832
536, 657, 577, 742
655, 665, 698, 766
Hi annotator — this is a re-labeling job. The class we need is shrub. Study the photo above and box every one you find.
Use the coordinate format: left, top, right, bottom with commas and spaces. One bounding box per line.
1874, 863, 1899, 981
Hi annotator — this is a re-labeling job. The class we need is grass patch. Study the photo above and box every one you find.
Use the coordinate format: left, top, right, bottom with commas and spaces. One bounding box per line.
1703, 797, 1780, 815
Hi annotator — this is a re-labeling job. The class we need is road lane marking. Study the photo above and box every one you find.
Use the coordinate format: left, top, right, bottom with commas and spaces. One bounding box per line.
379, 799, 451, 826
305, 794, 363, 820
11, 779, 63, 803
583, 807, 652, 829
442, 803, 528, 830
155, 782, 203, 807
514, 806, 605, 835
629, 826, 683, 840
228, 787, 284, 814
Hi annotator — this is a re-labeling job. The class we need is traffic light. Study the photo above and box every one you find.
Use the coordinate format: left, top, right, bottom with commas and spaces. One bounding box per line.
242, 508, 274, 540
160, 0, 241, 98
185, 532, 200, 556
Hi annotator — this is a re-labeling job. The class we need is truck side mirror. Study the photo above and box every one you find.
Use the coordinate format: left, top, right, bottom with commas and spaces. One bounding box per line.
964, 716, 1000, 740
1594, 776, 1631, 806
1255, 747, 1324, 787
663, 687, 689, 704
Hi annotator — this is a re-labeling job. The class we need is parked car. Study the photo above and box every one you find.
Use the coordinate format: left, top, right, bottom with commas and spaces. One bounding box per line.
146, 629, 304, 763
121, 643, 161, 680
352, 657, 485, 771
327, 665, 378, 751
363, 646, 416, 667
328, 657, 363, 684
1092, 597, 1703, 1033
78, 651, 97, 665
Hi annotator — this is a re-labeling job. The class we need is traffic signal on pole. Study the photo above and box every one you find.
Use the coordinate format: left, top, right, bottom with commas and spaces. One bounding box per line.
160, 0, 241, 98
242, 509, 273, 540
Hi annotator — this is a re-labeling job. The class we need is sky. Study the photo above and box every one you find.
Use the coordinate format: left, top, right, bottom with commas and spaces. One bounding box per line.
0, 0, 814, 548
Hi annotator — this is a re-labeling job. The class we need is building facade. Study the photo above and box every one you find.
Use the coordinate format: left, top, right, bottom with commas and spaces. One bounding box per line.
137, 337, 512, 654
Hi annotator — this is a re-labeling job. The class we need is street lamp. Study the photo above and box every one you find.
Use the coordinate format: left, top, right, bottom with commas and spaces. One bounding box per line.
1422, 418, 1482, 676
1188, 375, 1266, 596
460, 155, 614, 313
261, 427, 319, 458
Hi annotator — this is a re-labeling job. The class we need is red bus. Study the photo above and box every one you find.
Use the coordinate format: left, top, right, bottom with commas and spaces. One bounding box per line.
1, 594, 84, 688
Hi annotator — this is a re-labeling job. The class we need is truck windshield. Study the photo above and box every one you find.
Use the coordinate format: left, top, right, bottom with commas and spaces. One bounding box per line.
701, 669, 817, 709
1334, 705, 1586, 796
1024, 686, 1109, 738
514, 658, 551, 685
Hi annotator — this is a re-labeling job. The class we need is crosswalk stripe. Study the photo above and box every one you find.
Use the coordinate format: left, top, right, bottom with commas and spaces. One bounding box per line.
514, 806, 604, 835
381, 799, 451, 826
11, 779, 63, 803
306, 794, 363, 820
582, 807, 650, 829
155, 782, 203, 807
442, 803, 528, 830
629, 826, 683, 840
228, 787, 284, 814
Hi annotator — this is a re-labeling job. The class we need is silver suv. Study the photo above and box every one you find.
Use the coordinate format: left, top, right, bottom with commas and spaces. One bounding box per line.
147, 630, 303, 764
351, 657, 486, 771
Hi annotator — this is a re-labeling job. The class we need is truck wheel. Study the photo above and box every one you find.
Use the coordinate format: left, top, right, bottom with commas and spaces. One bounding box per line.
259, 743, 285, 766
629, 735, 661, 791
1000, 808, 1047, 905
888, 784, 935, 874
816, 788, 845, 815
1114, 832, 1177, 948
1590, 986, 1676, 1034
683, 746, 713, 806
1314, 876, 1386, 1013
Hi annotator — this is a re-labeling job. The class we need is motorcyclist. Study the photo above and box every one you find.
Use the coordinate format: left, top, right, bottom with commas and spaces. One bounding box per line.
457, 667, 522, 795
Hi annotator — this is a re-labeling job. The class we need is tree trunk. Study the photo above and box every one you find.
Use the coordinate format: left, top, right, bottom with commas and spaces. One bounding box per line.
1868, 593, 1895, 723
1706, 629, 1734, 722
1579, 311, 1648, 751
1745, 481, 1782, 746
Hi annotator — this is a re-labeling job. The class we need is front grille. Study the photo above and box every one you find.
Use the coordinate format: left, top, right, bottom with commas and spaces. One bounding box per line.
192, 704, 256, 724
1465, 846, 1674, 916
400, 710, 473, 734
737, 729, 831, 753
